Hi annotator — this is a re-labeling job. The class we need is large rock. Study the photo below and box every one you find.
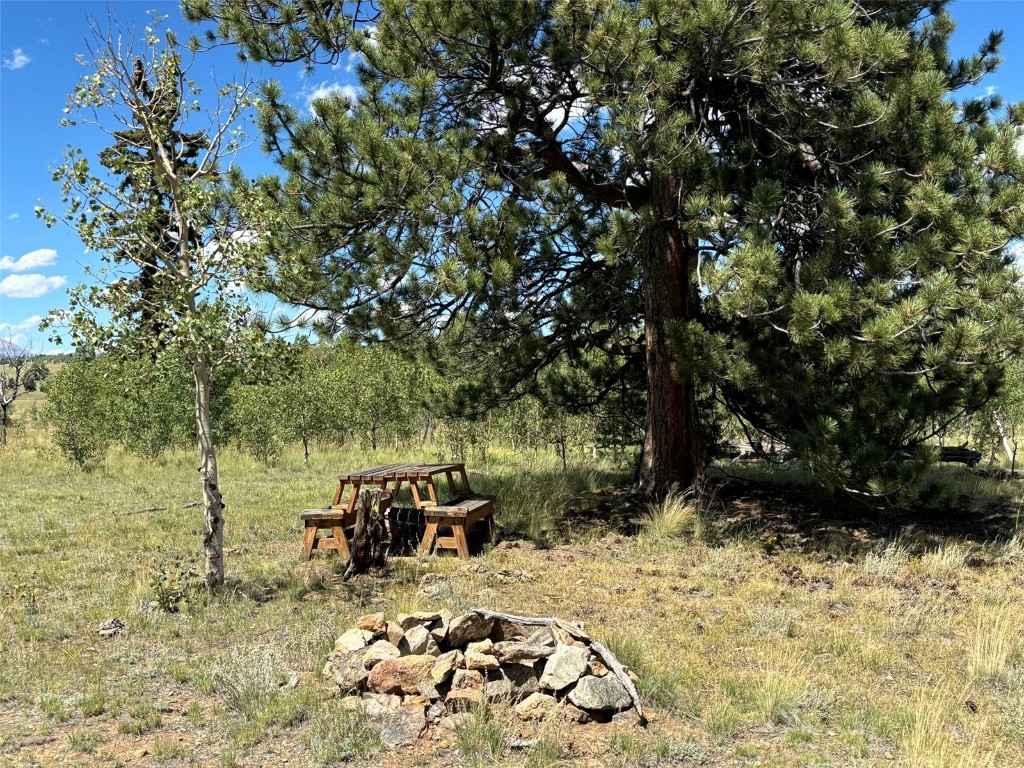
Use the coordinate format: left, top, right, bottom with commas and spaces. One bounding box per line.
376, 705, 427, 749
465, 639, 500, 671
335, 628, 374, 652
363, 640, 402, 669
329, 650, 370, 695
447, 670, 484, 709
503, 662, 540, 699
385, 621, 405, 647
567, 675, 631, 711
431, 650, 464, 684
514, 692, 558, 721
401, 624, 440, 657
493, 641, 556, 664
539, 644, 589, 691
367, 654, 436, 695
446, 612, 494, 647
429, 609, 453, 644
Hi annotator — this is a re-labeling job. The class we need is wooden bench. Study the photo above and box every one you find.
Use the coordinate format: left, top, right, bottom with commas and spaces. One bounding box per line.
419, 495, 496, 560
301, 509, 353, 561
302, 490, 392, 561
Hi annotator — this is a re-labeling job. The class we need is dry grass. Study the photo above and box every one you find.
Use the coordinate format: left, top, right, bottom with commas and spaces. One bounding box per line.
0, 434, 1022, 767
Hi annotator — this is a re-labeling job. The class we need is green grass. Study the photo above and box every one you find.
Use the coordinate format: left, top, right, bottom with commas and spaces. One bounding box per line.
1, 434, 1022, 766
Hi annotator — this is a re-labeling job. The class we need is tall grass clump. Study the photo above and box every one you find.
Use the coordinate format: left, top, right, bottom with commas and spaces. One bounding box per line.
455, 700, 511, 767
308, 700, 381, 765
968, 607, 1017, 680
863, 539, 911, 578
208, 644, 286, 719
643, 488, 700, 540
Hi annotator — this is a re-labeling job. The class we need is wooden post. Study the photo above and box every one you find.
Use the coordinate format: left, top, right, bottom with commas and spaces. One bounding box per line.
343, 488, 391, 581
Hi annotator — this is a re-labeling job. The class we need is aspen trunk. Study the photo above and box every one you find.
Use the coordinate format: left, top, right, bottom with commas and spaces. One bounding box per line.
638, 178, 707, 497
194, 355, 225, 588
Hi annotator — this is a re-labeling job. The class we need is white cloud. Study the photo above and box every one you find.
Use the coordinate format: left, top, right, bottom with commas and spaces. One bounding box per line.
0, 315, 43, 336
0, 248, 57, 272
0, 274, 66, 299
301, 81, 359, 117
2, 48, 30, 70
7, 213, 18, 220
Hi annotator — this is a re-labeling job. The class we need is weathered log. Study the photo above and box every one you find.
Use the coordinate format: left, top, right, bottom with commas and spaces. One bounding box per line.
342, 488, 391, 581
470, 608, 646, 724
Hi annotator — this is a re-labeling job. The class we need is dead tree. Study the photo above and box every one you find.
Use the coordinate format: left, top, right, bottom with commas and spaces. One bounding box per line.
343, 488, 391, 580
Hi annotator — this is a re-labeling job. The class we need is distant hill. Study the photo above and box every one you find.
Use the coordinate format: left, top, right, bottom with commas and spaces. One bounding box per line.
0, 339, 29, 360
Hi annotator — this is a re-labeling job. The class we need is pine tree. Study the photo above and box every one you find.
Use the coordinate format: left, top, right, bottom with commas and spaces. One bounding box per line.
187, 0, 1024, 497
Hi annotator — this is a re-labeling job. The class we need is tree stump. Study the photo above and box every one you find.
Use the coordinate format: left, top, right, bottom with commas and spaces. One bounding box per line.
343, 488, 391, 581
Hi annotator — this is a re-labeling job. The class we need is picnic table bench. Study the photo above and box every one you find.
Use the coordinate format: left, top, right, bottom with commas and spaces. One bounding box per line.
301, 462, 495, 561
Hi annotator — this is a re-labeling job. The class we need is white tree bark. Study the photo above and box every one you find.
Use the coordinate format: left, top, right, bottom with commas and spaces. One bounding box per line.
195, 355, 224, 587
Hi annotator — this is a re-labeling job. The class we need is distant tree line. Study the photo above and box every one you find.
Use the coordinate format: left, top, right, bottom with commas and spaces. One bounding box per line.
38, 341, 636, 470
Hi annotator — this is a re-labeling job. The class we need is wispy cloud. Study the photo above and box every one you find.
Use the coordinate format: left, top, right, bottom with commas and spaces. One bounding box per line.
7, 213, 18, 220
0, 315, 43, 336
2, 48, 31, 70
300, 81, 359, 117
0, 274, 66, 299
0, 248, 57, 272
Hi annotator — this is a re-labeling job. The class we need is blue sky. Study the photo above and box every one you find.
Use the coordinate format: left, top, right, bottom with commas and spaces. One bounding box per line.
0, 1, 1022, 352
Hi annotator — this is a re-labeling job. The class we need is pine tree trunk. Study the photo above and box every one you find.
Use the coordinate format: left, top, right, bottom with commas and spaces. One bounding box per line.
638, 178, 707, 497
194, 355, 225, 588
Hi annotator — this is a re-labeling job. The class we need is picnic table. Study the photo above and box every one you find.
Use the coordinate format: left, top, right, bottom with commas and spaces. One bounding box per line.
302, 462, 495, 561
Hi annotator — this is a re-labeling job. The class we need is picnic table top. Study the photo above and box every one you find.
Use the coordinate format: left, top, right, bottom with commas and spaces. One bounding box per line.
338, 463, 466, 483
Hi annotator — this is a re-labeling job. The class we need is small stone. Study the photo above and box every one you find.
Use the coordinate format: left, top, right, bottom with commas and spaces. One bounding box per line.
451, 668, 485, 692
491, 618, 529, 642
402, 624, 440, 656
363, 640, 401, 669
417, 681, 441, 701
526, 627, 555, 646
440, 712, 474, 732
562, 703, 593, 724
515, 692, 558, 721
335, 628, 374, 652
567, 675, 631, 711
447, 612, 494, 647
396, 613, 422, 631
367, 654, 436, 695
539, 644, 589, 691
484, 677, 514, 702
361, 693, 403, 717
493, 641, 556, 664
412, 610, 441, 622
425, 701, 445, 722
612, 709, 642, 726
404, 694, 430, 708
431, 650, 464, 684
588, 658, 609, 677
446, 687, 482, 709
465, 639, 499, 670
356, 612, 387, 635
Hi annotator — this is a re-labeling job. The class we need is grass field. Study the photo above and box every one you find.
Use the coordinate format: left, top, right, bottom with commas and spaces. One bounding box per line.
1, 431, 1022, 767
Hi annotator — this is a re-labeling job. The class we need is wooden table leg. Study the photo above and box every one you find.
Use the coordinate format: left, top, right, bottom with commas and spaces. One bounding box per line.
419, 520, 438, 555
302, 522, 317, 560
453, 523, 470, 560
332, 522, 351, 560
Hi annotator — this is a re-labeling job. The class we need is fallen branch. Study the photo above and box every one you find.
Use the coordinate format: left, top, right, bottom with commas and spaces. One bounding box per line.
120, 500, 202, 516
471, 607, 646, 725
